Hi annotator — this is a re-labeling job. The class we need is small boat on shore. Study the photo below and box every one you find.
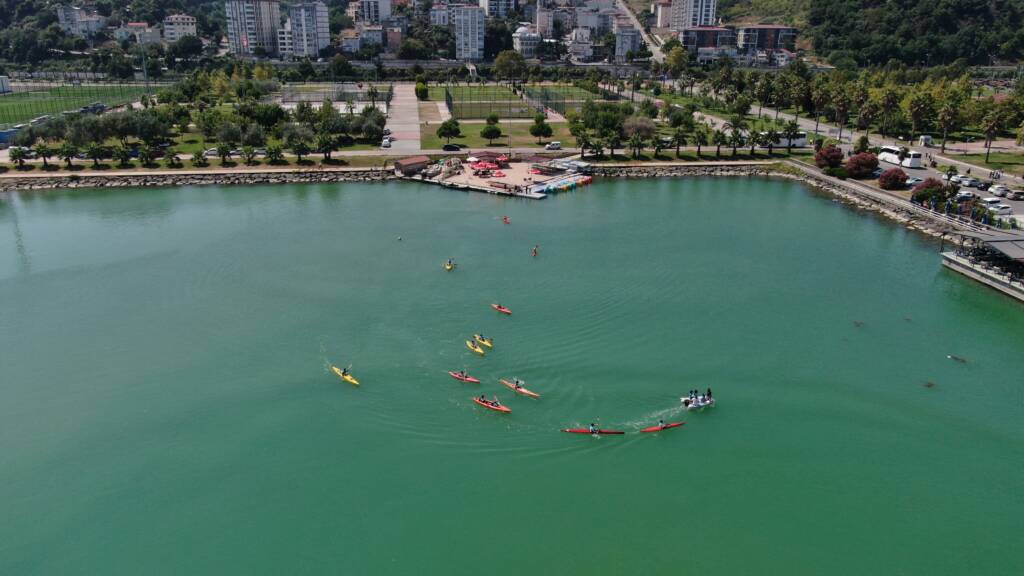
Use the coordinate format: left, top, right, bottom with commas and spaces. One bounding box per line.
500, 378, 540, 398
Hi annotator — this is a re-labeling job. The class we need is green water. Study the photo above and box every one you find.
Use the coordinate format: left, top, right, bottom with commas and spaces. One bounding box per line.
1, 178, 1022, 574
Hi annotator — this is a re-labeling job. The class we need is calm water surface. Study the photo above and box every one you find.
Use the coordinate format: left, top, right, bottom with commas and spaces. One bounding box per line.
1, 178, 1022, 574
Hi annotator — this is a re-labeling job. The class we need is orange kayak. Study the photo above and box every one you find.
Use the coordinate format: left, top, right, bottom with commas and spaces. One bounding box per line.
491, 304, 512, 315
473, 397, 511, 413
500, 378, 540, 398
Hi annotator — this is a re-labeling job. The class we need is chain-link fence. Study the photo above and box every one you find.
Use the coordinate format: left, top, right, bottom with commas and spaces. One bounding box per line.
0, 81, 157, 129
444, 84, 536, 119
522, 85, 619, 116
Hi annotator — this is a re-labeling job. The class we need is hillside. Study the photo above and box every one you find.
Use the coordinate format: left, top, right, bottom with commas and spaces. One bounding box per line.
719, 0, 1024, 66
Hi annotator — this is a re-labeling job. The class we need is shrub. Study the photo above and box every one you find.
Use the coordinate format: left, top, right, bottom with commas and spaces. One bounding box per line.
824, 166, 849, 179
814, 144, 844, 169
878, 168, 908, 190
911, 178, 953, 204
853, 135, 870, 154
845, 152, 879, 179
415, 82, 428, 101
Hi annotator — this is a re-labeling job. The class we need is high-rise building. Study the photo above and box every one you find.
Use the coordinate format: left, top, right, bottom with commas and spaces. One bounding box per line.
452, 5, 485, 61
281, 1, 330, 57
670, 0, 716, 31
361, 0, 392, 24
226, 0, 281, 56
480, 0, 514, 18
163, 14, 198, 43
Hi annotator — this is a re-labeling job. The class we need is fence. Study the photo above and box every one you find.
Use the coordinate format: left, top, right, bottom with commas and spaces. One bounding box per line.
277, 82, 393, 107
444, 84, 536, 119
0, 81, 158, 129
522, 84, 619, 116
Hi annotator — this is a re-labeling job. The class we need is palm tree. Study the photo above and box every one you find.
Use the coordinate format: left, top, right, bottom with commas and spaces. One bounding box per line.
316, 132, 334, 161
693, 127, 708, 158
216, 143, 232, 164
267, 145, 285, 164
291, 140, 310, 163
628, 133, 644, 159
9, 146, 26, 168
241, 146, 258, 165
165, 147, 180, 168
191, 152, 208, 168
712, 129, 727, 158
728, 128, 744, 156
783, 121, 801, 154
138, 144, 156, 167
981, 110, 1003, 164
34, 144, 53, 168
113, 146, 133, 167
367, 86, 380, 109
86, 144, 105, 167
764, 128, 780, 156
575, 131, 590, 159
58, 143, 78, 169
937, 101, 958, 153
673, 127, 687, 157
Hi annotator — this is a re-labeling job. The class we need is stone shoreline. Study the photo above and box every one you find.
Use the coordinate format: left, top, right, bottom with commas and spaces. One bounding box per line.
0, 168, 396, 193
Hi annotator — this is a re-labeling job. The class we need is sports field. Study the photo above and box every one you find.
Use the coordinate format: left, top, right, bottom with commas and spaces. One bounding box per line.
524, 84, 616, 115
0, 84, 152, 127
445, 85, 533, 119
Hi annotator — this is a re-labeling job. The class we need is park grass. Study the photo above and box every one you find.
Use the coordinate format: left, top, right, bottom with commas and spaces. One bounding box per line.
951, 151, 1024, 177
0, 84, 151, 127
420, 122, 573, 150
427, 84, 519, 102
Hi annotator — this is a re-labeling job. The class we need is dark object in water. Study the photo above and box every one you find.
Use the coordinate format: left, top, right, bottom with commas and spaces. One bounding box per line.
923, 381, 936, 388
853, 321, 864, 327
947, 354, 968, 363
904, 316, 912, 322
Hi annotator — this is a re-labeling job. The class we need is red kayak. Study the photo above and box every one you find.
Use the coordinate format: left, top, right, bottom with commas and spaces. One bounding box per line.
640, 422, 685, 433
491, 304, 512, 315
448, 371, 480, 383
562, 428, 624, 435
473, 397, 511, 413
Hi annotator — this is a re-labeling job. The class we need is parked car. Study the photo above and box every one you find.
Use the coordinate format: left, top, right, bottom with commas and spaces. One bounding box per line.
442, 144, 460, 151
382, 128, 391, 136
993, 204, 1014, 216
203, 148, 219, 158
955, 190, 977, 202
1010, 190, 1024, 201
981, 197, 1002, 207
960, 177, 981, 188
380, 140, 391, 148
545, 141, 562, 150
990, 185, 1011, 197
905, 177, 924, 186
872, 168, 884, 178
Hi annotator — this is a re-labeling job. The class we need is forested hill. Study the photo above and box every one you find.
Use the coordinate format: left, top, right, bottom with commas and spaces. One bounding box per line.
719, 0, 1024, 66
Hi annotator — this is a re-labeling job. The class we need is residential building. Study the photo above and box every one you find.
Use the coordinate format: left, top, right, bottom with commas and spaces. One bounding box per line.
567, 27, 593, 61
341, 29, 362, 53
359, 23, 384, 45
670, 0, 716, 31
679, 25, 733, 50
386, 26, 403, 50
535, 5, 553, 37
480, 0, 515, 18
653, 0, 672, 28
613, 21, 640, 62
56, 5, 107, 37
226, 0, 281, 56
736, 25, 797, 52
429, 3, 450, 26
114, 22, 162, 45
513, 25, 541, 58
452, 5, 485, 61
283, 1, 330, 57
361, 0, 392, 24
162, 13, 198, 43
277, 20, 294, 55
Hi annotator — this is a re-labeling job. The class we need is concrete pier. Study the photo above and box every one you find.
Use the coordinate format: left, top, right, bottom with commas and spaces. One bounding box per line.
941, 252, 1024, 303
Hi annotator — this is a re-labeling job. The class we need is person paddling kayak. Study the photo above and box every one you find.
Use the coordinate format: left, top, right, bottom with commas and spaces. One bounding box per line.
531, 245, 539, 257
589, 423, 597, 434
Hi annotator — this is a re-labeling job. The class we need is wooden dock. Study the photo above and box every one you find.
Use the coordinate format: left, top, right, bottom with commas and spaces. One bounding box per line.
409, 176, 547, 199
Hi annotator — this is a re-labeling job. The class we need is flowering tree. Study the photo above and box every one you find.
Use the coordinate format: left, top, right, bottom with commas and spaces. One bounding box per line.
845, 152, 879, 179
878, 168, 908, 190
814, 144, 844, 169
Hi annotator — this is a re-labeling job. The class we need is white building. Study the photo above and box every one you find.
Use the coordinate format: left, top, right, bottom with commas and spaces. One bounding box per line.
614, 22, 640, 62
452, 5, 485, 61
567, 27, 593, 61
535, 5, 553, 37
282, 1, 330, 57
653, 0, 672, 28
429, 3, 450, 25
162, 13, 198, 43
361, 0, 392, 24
114, 22, 162, 45
480, 0, 515, 18
226, 0, 281, 56
512, 25, 541, 58
56, 5, 106, 37
670, 0, 716, 31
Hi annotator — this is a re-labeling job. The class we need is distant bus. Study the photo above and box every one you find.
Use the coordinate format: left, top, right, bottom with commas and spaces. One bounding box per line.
878, 145, 923, 168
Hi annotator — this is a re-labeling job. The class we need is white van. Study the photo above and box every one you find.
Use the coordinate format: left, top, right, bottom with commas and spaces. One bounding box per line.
545, 141, 562, 150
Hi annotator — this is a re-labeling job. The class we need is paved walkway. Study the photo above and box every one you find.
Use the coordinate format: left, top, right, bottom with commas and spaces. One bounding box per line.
386, 84, 421, 154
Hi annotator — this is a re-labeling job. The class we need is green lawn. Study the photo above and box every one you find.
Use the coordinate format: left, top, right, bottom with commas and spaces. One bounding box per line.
427, 84, 519, 102
952, 151, 1024, 177
421, 122, 573, 150
0, 84, 152, 127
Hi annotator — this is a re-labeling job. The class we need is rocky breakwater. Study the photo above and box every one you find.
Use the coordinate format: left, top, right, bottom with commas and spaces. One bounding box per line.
0, 168, 395, 193
591, 164, 778, 179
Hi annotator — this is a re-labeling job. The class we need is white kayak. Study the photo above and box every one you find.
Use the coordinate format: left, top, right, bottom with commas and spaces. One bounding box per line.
681, 396, 716, 410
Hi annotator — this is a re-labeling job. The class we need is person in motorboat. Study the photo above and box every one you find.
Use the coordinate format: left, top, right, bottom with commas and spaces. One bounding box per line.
589, 423, 598, 434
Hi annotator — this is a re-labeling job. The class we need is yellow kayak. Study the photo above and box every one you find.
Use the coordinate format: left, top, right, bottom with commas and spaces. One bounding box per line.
443, 262, 456, 271
473, 334, 493, 348
466, 340, 486, 356
331, 365, 360, 386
